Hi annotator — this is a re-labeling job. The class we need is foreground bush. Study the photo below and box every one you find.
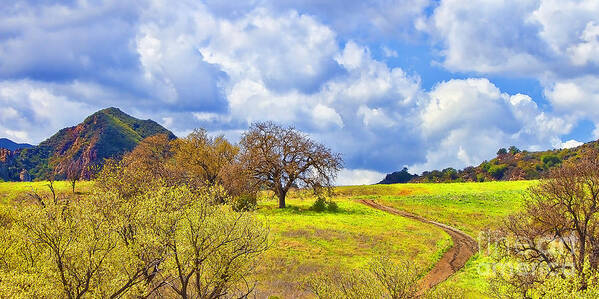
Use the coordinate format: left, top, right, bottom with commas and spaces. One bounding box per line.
305, 258, 421, 298
0, 185, 269, 298
491, 150, 599, 297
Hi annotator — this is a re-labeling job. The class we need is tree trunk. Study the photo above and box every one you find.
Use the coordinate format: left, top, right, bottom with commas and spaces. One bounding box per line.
277, 192, 286, 208
590, 237, 599, 271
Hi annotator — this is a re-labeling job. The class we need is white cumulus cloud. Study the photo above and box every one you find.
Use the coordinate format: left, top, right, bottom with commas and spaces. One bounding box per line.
336, 169, 385, 186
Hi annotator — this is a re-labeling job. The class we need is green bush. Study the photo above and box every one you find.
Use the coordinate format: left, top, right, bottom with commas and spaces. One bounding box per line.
541, 154, 561, 168
488, 164, 508, 179
311, 196, 338, 212
476, 173, 486, 182
524, 168, 540, 179
327, 200, 339, 212
442, 168, 458, 180
311, 196, 327, 212
481, 161, 491, 172
508, 146, 521, 155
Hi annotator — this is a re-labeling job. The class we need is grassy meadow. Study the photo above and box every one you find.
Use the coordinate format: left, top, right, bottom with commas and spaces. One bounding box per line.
336, 181, 537, 236
253, 195, 452, 297
334, 181, 537, 298
0, 180, 536, 298
0, 180, 95, 204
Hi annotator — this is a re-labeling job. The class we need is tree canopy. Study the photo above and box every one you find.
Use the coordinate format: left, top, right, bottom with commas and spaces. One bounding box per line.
239, 122, 343, 208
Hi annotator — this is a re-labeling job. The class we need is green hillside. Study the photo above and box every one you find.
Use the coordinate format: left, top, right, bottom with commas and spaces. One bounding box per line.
382, 142, 599, 183
0, 107, 175, 181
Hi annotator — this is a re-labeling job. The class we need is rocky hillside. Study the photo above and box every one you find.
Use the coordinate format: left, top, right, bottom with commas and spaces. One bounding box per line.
381, 141, 599, 184
0, 107, 175, 181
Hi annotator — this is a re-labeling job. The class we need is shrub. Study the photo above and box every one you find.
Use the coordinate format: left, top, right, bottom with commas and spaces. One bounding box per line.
508, 146, 521, 155
311, 196, 338, 212
488, 164, 508, 179
476, 173, 486, 182
306, 257, 420, 298
327, 200, 339, 212
541, 154, 561, 168
524, 168, 540, 180
311, 196, 327, 212
481, 161, 491, 172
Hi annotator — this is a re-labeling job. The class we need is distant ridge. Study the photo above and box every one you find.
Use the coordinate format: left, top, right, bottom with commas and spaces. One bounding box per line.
0, 107, 175, 181
378, 167, 416, 184
380, 141, 599, 184
0, 138, 33, 151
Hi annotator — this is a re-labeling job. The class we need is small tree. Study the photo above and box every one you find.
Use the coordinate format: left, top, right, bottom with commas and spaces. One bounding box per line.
495, 150, 599, 294
122, 134, 176, 183
66, 161, 82, 193
497, 148, 508, 156
442, 167, 458, 181
154, 187, 269, 297
508, 145, 521, 155
488, 164, 508, 180
51, 154, 83, 194
47, 174, 57, 204
239, 122, 343, 208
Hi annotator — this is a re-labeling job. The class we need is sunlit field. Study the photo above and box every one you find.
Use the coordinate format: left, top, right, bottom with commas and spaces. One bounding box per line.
336, 181, 537, 236
0, 180, 535, 298
0, 181, 95, 204
334, 181, 538, 298
254, 195, 451, 297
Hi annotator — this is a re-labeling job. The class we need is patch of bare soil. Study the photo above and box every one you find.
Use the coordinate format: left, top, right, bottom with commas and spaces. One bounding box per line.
358, 199, 477, 294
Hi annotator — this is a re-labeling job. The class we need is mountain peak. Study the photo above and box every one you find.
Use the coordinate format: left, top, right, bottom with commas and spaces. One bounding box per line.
1, 108, 175, 181
98, 106, 124, 115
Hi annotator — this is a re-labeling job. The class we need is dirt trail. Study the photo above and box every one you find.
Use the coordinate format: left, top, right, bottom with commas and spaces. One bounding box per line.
358, 199, 477, 294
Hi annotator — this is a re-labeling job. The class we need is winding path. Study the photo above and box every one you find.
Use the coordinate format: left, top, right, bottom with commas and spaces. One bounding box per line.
358, 199, 477, 293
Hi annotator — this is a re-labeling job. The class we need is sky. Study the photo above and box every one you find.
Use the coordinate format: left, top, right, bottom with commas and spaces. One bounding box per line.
2, 0, 599, 185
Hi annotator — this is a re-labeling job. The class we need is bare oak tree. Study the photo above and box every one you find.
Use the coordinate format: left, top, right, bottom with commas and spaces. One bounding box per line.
239, 122, 343, 208
496, 149, 599, 294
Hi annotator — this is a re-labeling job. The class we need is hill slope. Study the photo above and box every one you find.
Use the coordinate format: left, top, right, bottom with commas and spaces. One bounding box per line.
0, 107, 175, 181
381, 142, 599, 184
0, 138, 33, 151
